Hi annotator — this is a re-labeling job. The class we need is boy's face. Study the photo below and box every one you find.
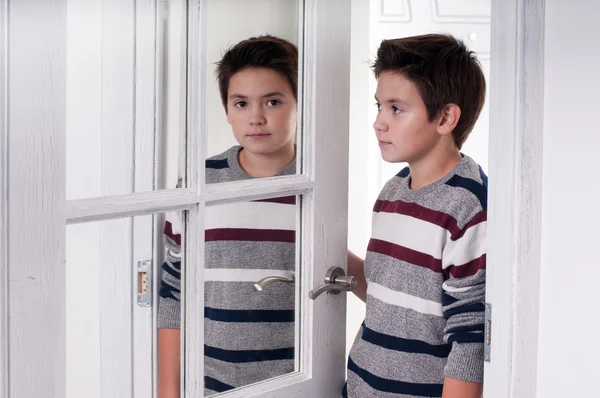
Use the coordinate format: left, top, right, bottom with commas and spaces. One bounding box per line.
226, 67, 297, 157
373, 71, 442, 164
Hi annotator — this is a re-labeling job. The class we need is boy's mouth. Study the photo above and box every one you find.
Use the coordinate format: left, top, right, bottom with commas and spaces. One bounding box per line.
378, 140, 392, 147
247, 132, 271, 140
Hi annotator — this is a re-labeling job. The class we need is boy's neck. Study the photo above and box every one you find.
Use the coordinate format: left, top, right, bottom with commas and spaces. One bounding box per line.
238, 143, 295, 178
407, 144, 462, 190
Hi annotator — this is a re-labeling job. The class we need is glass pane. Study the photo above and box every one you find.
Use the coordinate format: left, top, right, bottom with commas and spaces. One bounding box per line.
66, 212, 179, 398
66, 0, 187, 199
203, 196, 299, 396
205, 0, 302, 182
155, 196, 300, 397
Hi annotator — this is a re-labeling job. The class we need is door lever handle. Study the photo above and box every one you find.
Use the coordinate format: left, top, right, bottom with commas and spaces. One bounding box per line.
309, 266, 357, 300
253, 273, 295, 292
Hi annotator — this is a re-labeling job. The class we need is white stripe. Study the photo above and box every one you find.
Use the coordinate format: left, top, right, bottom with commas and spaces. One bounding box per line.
367, 281, 443, 317
371, 211, 448, 259
442, 281, 473, 293
442, 221, 487, 269
205, 201, 296, 231
204, 268, 294, 282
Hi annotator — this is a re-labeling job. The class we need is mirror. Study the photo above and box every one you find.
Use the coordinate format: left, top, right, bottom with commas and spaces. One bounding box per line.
203, 197, 298, 395
205, 0, 302, 182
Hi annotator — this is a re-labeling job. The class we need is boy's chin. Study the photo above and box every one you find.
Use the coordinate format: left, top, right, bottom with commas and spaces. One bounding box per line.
380, 150, 407, 164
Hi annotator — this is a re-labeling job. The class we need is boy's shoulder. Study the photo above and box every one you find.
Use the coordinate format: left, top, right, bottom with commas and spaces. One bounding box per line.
205, 145, 246, 184
380, 155, 487, 228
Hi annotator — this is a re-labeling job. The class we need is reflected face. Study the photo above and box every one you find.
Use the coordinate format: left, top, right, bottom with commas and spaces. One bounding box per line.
226, 67, 297, 157
373, 71, 441, 164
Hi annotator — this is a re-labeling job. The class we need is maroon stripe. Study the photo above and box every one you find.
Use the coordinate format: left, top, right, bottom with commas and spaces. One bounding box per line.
446, 254, 486, 278
205, 228, 295, 243
368, 238, 443, 273
163, 221, 181, 246
374, 200, 461, 237
452, 211, 487, 240
253, 196, 297, 205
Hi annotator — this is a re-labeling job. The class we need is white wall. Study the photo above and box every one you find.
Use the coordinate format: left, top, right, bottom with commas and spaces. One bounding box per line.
536, 1, 600, 396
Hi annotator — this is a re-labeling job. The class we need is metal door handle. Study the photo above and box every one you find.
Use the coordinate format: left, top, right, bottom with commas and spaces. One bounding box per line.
309, 266, 357, 300
253, 273, 295, 292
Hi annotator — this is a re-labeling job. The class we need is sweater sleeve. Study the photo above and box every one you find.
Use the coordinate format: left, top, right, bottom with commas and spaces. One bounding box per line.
157, 213, 183, 329
441, 211, 487, 383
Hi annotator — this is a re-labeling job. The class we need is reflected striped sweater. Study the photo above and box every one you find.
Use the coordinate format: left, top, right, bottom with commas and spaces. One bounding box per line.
345, 155, 487, 398
158, 146, 296, 396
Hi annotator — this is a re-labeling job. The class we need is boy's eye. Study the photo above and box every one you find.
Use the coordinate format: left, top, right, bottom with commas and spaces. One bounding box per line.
392, 106, 402, 114
234, 101, 247, 108
266, 99, 280, 107
375, 102, 381, 111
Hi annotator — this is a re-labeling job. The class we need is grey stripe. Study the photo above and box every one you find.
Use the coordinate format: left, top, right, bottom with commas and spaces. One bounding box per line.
365, 252, 444, 303
205, 281, 294, 310
349, 337, 446, 385
206, 241, 295, 270
346, 370, 437, 398
365, 296, 446, 345
204, 356, 294, 390
205, 319, 293, 351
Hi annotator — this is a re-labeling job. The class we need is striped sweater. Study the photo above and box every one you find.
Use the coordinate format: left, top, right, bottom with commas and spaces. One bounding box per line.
344, 155, 487, 398
158, 145, 297, 396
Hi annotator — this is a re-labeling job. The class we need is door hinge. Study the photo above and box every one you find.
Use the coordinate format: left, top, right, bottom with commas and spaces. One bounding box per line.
484, 302, 492, 362
137, 258, 153, 308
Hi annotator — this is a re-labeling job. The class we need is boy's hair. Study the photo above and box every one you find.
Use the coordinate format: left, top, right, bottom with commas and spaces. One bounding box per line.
216, 35, 298, 112
372, 34, 486, 149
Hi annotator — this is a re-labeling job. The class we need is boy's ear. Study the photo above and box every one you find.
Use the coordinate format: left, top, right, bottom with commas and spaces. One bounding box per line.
436, 103, 461, 137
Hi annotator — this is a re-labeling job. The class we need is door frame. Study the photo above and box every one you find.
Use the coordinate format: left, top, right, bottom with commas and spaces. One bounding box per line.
0, 0, 546, 397
484, 0, 544, 396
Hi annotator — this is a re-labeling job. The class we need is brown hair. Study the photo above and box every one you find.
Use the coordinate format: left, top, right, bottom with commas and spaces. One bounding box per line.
216, 35, 298, 112
372, 34, 486, 149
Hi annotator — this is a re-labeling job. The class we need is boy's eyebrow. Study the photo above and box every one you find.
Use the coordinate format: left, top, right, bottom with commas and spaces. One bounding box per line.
229, 91, 286, 100
374, 95, 408, 106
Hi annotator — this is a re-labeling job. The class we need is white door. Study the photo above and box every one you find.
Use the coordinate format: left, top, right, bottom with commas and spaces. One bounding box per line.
2, 1, 351, 398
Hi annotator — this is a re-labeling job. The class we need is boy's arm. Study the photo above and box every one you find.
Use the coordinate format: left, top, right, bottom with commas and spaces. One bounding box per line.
158, 215, 183, 397
158, 328, 181, 398
347, 250, 367, 302
441, 211, 487, 393
442, 377, 483, 398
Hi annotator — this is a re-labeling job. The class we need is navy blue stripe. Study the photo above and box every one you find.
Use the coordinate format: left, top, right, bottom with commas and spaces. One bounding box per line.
447, 332, 484, 344
347, 357, 443, 397
205, 344, 294, 363
161, 262, 181, 279
442, 292, 459, 307
159, 286, 179, 300
445, 175, 488, 211
204, 307, 294, 323
361, 324, 451, 358
341, 382, 348, 398
443, 302, 485, 319
206, 158, 229, 169
479, 166, 488, 187
396, 167, 410, 178
446, 323, 485, 334
204, 376, 235, 393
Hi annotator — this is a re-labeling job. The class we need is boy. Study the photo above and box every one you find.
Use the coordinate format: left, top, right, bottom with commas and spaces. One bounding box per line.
345, 34, 487, 398
157, 35, 298, 397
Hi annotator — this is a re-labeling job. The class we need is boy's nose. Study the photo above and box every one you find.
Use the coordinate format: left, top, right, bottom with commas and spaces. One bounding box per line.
249, 108, 266, 126
373, 117, 388, 133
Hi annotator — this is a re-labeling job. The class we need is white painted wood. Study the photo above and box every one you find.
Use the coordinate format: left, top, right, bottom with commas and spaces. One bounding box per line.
204, 177, 313, 205
66, 189, 199, 224
100, 1, 135, 395
183, 1, 206, 394
7, 1, 67, 397
484, 0, 544, 397
133, 1, 158, 396
187, 0, 206, 194
0, 1, 8, 395
191, 0, 351, 397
